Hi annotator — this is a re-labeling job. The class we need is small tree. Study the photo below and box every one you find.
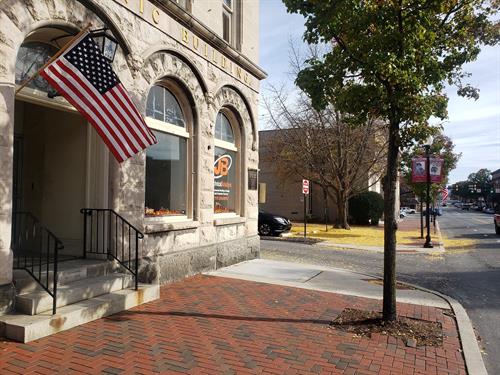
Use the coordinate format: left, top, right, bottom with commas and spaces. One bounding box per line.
283, 0, 499, 321
349, 191, 384, 225
468, 168, 492, 202
263, 86, 387, 230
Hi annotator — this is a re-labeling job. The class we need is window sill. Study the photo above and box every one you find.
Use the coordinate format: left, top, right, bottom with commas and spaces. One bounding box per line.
213, 216, 246, 226
144, 218, 199, 233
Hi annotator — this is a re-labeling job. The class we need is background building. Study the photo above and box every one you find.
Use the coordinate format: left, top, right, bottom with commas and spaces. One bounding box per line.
258, 129, 387, 223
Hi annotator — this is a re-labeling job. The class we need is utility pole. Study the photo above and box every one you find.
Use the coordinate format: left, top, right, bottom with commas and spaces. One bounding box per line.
424, 139, 433, 248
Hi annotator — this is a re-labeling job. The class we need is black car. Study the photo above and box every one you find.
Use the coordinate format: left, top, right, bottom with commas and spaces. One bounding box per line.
258, 211, 292, 236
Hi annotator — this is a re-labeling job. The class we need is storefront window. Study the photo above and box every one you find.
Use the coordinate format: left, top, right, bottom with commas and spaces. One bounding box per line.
145, 85, 190, 217
214, 112, 238, 214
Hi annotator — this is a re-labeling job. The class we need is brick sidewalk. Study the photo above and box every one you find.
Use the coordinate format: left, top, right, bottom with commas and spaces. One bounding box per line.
0, 275, 466, 374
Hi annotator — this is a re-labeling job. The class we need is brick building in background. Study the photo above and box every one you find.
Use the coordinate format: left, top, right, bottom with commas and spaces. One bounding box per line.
258, 129, 391, 224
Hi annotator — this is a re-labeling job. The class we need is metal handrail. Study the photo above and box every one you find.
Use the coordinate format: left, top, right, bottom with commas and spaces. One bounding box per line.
11, 211, 63, 315
80, 208, 142, 290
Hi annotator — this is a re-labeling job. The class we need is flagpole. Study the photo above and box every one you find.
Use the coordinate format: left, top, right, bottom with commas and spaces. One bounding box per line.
15, 23, 92, 94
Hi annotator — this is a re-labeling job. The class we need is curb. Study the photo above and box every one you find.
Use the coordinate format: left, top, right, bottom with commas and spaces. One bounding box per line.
398, 282, 487, 375
435, 219, 446, 252
259, 235, 322, 245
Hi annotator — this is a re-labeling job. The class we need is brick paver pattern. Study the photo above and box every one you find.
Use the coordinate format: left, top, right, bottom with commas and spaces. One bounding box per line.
0, 275, 466, 374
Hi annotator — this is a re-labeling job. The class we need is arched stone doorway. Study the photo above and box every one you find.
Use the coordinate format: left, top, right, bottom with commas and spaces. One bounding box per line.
13, 26, 109, 257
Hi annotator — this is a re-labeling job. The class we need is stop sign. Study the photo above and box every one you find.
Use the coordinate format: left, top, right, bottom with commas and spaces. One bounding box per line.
302, 179, 310, 195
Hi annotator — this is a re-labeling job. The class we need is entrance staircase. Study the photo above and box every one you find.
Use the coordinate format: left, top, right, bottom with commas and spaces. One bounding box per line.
1, 209, 159, 343
0, 259, 158, 342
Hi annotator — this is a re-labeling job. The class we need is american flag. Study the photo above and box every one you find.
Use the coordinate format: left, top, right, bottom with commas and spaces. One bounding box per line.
40, 32, 157, 162
441, 187, 449, 202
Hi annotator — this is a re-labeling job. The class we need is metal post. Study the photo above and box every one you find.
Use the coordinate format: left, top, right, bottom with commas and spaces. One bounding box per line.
303, 194, 307, 240
424, 146, 433, 248
82, 210, 88, 259
52, 244, 59, 315
135, 233, 139, 290
420, 197, 424, 238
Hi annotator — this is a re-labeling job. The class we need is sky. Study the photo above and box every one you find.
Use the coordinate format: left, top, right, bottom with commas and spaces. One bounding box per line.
258, 1, 500, 184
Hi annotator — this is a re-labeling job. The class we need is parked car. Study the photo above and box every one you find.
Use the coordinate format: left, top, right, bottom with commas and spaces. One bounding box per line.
494, 207, 500, 235
424, 208, 442, 216
258, 211, 292, 236
484, 207, 495, 214
399, 209, 407, 218
461, 203, 472, 210
401, 207, 416, 214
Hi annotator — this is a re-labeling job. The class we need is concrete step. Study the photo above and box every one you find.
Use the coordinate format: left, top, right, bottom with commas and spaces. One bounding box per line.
0, 284, 159, 343
16, 273, 134, 315
13, 260, 121, 294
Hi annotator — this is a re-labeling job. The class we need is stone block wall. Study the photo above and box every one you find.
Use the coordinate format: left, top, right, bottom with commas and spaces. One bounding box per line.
0, 0, 264, 312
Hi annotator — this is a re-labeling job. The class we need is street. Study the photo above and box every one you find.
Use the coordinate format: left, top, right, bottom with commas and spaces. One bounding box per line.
261, 206, 500, 374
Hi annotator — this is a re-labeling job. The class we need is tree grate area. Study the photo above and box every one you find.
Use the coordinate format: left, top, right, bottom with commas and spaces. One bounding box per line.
330, 308, 443, 347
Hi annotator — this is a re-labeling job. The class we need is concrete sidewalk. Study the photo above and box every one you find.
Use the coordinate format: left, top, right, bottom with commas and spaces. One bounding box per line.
208, 259, 448, 308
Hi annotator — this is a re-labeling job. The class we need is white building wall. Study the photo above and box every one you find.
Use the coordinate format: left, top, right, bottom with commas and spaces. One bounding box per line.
0, 0, 266, 312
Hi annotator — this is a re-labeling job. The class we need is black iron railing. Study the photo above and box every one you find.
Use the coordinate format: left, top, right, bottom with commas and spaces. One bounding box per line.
80, 208, 142, 290
11, 212, 62, 315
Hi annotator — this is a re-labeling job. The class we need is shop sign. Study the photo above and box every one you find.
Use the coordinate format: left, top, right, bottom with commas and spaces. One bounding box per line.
248, 169, 258, 190
214, 150, 236, 213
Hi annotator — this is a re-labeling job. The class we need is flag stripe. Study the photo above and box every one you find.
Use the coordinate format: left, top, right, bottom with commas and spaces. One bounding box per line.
115, 84, 155, 142
110, 88, 154, 145
47, 62, 133, 158
57, 59, 142, 154
115, 85, 156, 143
103, 88, 150, 149
41, 67, 127, 162
108, 88, 155, 146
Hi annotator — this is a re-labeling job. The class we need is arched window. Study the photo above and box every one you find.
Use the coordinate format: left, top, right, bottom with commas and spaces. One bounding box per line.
145, 84, 192, 218
214, 111, 240, 214
15, 42, 58, 93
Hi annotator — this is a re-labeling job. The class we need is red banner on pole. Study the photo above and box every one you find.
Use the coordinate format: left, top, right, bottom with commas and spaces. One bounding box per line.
429, 158, 444, 183
412, 157, 444, 183
411, 158, 427, 183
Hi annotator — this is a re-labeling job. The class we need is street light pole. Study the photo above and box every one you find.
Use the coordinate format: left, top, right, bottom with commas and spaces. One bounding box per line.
424, 143, 433, 248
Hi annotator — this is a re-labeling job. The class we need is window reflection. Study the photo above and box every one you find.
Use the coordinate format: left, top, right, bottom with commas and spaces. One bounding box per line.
145, 131, 187, 217
146, 86, 186, 128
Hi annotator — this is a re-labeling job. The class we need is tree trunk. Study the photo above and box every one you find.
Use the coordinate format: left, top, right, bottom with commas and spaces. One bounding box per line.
335, 191, 350, 229
323, 187, 329, 232
383, 118, 400, 322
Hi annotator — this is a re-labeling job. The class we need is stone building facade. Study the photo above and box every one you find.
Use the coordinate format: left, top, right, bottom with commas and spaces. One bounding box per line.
0, 0, 265, 314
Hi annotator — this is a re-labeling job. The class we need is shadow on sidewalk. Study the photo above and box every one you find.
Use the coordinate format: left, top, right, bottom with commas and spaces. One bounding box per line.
105, 309, 337, 325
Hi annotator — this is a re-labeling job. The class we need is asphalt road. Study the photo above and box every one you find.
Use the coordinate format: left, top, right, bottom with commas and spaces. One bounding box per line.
260, 206, 500, 374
